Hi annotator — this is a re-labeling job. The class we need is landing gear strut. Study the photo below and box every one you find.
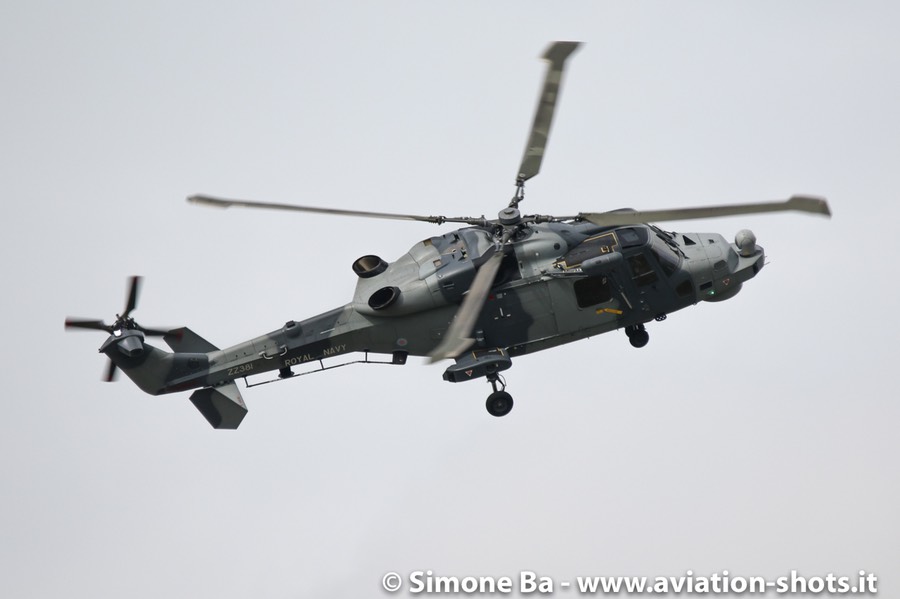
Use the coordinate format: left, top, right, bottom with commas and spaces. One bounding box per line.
625, 323, 649, 348
485, 373, 513, 417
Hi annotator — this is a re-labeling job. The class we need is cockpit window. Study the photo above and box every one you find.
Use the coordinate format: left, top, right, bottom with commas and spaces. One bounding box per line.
650, 237, 681, 277
628, 254, 658, 286
652, 248, 678, 277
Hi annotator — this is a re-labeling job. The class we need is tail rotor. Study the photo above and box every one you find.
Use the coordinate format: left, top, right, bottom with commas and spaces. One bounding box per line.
65, 276, 170, 381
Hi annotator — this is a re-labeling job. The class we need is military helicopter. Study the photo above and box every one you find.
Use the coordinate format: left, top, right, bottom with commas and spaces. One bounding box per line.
66, 42, 830, 428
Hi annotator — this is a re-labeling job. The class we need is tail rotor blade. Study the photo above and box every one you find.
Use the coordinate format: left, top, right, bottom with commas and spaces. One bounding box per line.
65, 318, 113, 333
136, 324, 172, 337
123, 276, 141, 318
104, 359, 118, 382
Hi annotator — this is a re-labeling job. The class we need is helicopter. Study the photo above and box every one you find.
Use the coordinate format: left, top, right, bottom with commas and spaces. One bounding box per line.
65, 41, 830, 428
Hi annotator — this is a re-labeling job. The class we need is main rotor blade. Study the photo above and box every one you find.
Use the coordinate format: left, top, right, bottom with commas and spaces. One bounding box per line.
580, 195, 831, 227
516, 41, 581, 184
188, 195, 487, 226
428, 248, 505, 362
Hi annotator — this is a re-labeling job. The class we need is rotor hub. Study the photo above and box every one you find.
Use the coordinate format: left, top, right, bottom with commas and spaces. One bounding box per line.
498, 207, 522, 226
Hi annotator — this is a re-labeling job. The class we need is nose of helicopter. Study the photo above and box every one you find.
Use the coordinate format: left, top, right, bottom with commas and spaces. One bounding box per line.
681, 230, 765, 302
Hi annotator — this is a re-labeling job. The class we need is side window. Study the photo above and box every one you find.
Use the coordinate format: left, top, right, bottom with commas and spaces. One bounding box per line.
628, 254, 658, 286
574, 276, 612, 308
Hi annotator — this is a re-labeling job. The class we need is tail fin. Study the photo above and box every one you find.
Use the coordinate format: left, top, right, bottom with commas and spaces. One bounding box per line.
166, 328, 249, 429
102, 327, 249, 429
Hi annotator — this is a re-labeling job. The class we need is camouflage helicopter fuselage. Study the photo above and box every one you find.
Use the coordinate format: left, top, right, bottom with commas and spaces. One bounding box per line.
74, 41, 826, 427
101, 218, 763, 427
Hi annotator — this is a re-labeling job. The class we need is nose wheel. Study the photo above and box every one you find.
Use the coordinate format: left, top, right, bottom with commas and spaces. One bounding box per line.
485, 373, 513, 417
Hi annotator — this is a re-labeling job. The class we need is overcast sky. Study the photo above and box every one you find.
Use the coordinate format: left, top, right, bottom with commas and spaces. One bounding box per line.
2, 2, 899, 598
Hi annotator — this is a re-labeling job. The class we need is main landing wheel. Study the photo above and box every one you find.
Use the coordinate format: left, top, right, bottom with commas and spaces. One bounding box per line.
486, 390, 514, 417
626, 324, 649, 348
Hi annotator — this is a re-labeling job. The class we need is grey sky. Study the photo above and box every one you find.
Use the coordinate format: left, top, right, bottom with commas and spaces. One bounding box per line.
2, 2, 898, 598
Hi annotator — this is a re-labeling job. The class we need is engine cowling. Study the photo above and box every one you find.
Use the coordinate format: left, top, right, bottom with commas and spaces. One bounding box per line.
351, 229, 495, 317
352, 255, 388, 278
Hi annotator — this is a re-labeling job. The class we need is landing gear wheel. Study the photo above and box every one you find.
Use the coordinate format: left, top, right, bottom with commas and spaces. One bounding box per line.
629, 330, 649, 348
486, 391, 514, 417
626, 324, 649, 348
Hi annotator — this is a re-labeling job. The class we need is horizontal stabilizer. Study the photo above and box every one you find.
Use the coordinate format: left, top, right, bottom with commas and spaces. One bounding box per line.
164, 327, 219, 353
189, 383, 247, 429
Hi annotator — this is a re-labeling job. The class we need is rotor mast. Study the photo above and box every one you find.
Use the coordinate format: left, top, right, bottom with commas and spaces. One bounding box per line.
432, 42, 583, 361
